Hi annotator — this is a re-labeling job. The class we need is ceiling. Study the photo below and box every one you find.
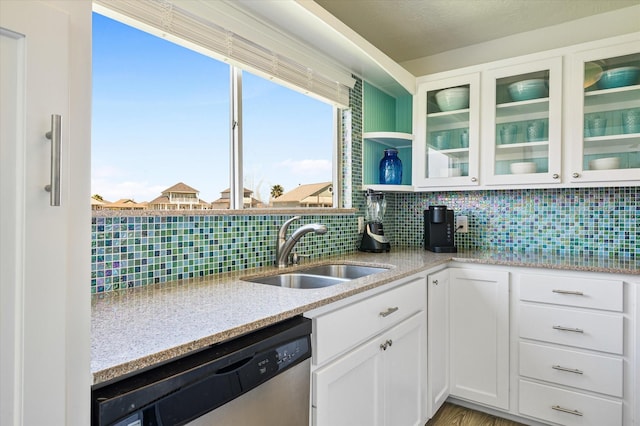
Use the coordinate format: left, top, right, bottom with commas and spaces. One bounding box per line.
313, 0, 639, 63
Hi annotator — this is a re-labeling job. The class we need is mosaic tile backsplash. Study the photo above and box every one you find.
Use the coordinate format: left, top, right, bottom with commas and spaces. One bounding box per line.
91, 214, 359, 293
384, 186, 638, 259
91, 186, 637, 293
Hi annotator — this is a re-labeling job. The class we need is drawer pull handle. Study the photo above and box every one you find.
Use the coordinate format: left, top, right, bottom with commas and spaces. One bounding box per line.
552, 365, 584, 375
552, 405, 583, 416
379, 307, 399, 317
552, 289, 584, 296
552, 325, 584, 333
379, 339, 393, 351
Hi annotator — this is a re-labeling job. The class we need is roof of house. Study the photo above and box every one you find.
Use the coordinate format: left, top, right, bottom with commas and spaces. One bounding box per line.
148, 195, 209, 205
161, 182, 199, 194
272, 182, 332, 204
90, 197, 109, 206
105, 199, 145, 209
218, 188, 255, 196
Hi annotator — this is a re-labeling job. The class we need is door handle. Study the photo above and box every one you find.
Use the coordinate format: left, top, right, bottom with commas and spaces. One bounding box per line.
379, 307, 399, 317
45, 114, 61, 206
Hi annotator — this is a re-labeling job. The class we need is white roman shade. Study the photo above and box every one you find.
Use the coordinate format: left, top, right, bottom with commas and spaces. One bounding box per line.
93, 0, 355, 107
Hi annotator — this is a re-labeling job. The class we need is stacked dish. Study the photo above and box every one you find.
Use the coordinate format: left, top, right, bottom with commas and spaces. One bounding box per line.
597, 66, 640, 89
510, 161, 537, 174
435, 87, 470, 112
508, 79, 548, 102
589, 157, 620, 170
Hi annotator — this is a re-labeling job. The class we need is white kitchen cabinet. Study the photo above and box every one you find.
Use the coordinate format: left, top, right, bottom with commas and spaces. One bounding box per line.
411, 33, 639, 191
413, 73, 481, 188
481, 57, 563, 185
313, 311, 426, 426
308, 275, 427, 426
449, 268, 510, 410
427, 269, 449, 418
516, 272, 628, 425
566, 40, 640, 183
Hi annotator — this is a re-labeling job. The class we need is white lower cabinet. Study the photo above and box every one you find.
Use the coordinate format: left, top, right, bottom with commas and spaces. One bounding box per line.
519, 380, 622, 426
307, 275, 427, 426
449, 268, 510, 410
427, 269, 450, 418
516, 271, 630, 425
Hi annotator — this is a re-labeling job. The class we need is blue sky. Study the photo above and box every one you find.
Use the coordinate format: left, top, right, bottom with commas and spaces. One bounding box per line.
91, 13, 333, 203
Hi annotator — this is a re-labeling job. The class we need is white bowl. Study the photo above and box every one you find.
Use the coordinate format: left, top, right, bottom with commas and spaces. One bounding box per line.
510, 161, 537, 174
589, 157, 620, 170
435, 87, 470, 112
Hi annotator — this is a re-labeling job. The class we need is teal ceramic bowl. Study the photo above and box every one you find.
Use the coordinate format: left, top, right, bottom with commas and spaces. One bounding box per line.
435, 87, 470, 112
508, 79, 548, 102
597, 66, 640, 89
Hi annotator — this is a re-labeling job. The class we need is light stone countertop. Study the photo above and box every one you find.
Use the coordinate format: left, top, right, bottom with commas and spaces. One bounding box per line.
91, 248, 638, 385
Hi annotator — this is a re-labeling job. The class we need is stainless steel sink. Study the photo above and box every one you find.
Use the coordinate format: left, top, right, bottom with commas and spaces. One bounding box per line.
297, 264, 389, 279
244, 273, 348, 289
243, 264, 389, 289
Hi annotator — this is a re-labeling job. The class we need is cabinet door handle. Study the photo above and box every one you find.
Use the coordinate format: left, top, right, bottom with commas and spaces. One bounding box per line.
432, 279, 439, 285
552, 405, 583, 416
379, 307, 399, 317
552, 289, 584, 296
470, 177, 477, 182
572, 172, 580, 178
552, 365, 584, 375
379, 340, 393, 351
552, 173, 559, 179
44, 114, 62, 206
552, 325, 584, 333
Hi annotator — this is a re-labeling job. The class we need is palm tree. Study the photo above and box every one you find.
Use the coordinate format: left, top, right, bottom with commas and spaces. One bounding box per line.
92, 194, 104, 201
270, 184, 284, 199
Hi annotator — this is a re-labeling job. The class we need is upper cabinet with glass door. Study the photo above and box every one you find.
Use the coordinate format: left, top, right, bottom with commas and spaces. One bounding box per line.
567, 41, 640, 183
482, 57, 562, 185
413, 73, 480, 189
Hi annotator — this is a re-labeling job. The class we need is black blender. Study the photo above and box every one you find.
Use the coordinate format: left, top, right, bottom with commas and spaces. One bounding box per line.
359, 190, 391, 253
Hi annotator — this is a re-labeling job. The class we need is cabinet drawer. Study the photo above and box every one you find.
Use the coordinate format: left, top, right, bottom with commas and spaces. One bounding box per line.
519, 380, 622, 426
519, 304, 623, 354
520, 274, 622, 311
313, 277, 425, 365
519, 342, 623, 397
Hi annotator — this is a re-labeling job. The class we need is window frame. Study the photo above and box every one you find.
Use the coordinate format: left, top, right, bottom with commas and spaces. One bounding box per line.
92, 7, 344, 211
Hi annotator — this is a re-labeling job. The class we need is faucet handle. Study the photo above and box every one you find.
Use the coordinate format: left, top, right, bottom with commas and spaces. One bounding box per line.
291, 252, 310, 265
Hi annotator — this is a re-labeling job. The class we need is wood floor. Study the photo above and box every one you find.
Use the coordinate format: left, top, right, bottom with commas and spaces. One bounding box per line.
426, 403, 525, 426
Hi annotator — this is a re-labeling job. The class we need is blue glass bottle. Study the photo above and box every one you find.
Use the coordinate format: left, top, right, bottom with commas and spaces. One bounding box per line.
379, 148, 402, 184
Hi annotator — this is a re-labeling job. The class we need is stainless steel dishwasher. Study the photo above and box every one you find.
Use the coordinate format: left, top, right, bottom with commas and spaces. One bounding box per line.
91, 316, 311, 426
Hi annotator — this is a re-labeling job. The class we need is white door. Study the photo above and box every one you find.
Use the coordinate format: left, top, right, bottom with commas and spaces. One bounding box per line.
427, 269, 450, 418
383, 312, 426, 426
313, 337, 384, 426
1, 1, 89, 425
449, 268, 510, 410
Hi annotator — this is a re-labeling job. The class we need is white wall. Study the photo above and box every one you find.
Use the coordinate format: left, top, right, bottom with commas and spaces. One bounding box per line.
401, 5, 640, 76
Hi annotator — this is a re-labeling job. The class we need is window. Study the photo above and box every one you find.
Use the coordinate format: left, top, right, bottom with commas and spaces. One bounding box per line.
243, 72, 334, 208
92, 11, 338, 211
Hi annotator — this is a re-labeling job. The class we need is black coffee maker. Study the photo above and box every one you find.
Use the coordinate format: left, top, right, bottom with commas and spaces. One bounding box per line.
359, 190, 390, 253
424, 205, 457, 253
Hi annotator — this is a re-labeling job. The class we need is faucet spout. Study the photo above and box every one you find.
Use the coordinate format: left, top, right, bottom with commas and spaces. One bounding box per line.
276, 219, 328, 268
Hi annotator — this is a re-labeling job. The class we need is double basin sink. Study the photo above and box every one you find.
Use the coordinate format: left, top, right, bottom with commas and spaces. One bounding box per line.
243, 264, 390, 289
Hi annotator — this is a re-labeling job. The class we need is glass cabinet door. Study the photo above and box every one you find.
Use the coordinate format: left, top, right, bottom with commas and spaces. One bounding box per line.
413, 73, 480, 188
568, 42, 640, 183
482, 57, 562, 185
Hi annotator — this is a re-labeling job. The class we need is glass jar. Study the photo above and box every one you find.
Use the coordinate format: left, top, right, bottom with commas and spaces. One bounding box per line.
379, 148, 402, 184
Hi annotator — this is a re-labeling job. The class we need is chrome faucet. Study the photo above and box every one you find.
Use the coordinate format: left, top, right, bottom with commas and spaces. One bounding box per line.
276, 216, 328, 268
